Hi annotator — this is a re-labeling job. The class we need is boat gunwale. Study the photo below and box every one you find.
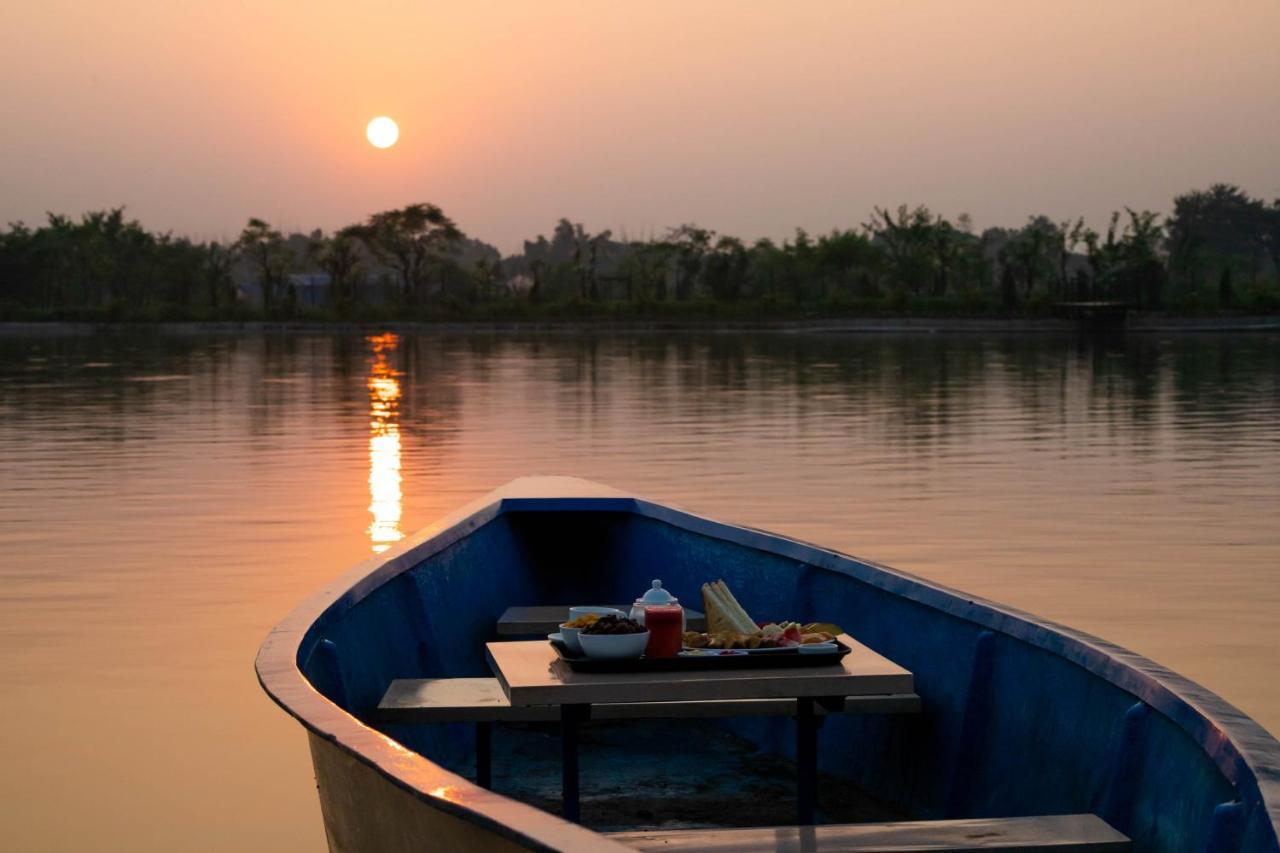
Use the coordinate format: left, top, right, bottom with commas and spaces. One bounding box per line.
256, 477, 1280, 849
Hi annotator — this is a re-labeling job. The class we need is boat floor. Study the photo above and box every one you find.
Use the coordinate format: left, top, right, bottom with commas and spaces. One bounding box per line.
470, 719, 904, 832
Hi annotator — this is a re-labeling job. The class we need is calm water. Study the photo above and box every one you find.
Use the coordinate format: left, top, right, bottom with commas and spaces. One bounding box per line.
1, 330, 1277, 851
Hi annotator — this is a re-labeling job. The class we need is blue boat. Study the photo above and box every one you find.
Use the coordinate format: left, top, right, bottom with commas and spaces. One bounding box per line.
256, 477, 1280, 852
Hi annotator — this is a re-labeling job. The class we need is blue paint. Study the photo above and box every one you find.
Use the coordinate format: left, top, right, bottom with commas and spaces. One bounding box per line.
1205, 801, 1245, 853
1100, 702, 1150, 834
947, 630, 996, 818
302, 638, 348, 710
276, 479, 1280, 852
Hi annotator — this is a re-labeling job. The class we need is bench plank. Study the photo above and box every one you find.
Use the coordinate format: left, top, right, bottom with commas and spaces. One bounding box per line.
376, 678, 920, 723
608, 814, 1129, 852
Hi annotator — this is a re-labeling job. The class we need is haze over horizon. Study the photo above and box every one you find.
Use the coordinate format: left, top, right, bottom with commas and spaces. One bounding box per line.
3, 1, 1278, 253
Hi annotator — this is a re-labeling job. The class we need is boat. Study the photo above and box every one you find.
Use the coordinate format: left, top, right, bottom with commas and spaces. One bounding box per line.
256, 477, 1280, 852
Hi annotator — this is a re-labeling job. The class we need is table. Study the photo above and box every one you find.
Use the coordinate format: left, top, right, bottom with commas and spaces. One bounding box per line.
485, 636, 914, 824
497, 605, 706, 636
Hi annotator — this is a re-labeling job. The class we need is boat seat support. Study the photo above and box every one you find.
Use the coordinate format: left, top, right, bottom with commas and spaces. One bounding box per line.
375, 678, 920, 793
376, 678, 920, 724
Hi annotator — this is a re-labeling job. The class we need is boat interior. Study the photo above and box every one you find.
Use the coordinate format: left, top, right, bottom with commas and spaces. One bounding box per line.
276, 484, 1279, 852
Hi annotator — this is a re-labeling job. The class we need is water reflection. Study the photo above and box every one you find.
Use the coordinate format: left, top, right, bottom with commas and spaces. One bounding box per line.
367, 333, 404, 553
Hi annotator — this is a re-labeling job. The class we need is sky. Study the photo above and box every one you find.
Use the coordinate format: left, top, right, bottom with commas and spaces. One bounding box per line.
2, 1, 1278, 253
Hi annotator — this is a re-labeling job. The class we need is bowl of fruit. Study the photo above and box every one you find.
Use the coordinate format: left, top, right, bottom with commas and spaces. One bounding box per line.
577, 615, 649, 659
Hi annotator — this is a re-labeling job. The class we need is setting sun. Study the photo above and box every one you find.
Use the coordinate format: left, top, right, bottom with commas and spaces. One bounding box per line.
365, 116, 399, 149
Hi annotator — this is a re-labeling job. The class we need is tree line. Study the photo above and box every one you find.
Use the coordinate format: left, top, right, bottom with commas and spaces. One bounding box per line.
1, 184, 1277, 322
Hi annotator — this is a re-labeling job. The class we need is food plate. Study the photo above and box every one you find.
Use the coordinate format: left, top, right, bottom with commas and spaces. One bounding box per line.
550, 638, 851, 673
681, 641, 840, 657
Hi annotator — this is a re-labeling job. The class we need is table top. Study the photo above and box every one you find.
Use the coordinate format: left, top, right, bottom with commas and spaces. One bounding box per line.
497, 605, 706, 636
485, 635, 913, 707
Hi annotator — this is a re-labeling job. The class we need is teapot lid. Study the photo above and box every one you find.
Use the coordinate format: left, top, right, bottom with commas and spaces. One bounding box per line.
637, 579, 678, 605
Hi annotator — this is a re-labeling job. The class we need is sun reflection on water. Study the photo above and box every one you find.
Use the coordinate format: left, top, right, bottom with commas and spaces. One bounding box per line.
367, 333, 403, 553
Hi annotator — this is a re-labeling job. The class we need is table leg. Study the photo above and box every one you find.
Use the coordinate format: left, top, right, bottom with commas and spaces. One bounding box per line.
796, 697, 821, 825
561, 704, 590, 822
475, 721, 492, 789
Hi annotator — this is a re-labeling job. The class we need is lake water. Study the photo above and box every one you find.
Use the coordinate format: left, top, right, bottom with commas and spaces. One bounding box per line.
1, 329, 1277, 851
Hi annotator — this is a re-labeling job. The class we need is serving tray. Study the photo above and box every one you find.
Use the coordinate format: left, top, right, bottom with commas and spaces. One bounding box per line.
550, 639, 851, 673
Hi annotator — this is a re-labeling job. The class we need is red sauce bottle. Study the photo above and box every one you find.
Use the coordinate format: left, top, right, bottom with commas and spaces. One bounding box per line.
643, 603, 684, 658
631, 579, 684, 658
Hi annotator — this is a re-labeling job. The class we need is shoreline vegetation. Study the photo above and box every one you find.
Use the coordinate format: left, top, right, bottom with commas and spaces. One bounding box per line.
3, 316, 1277, 337
2, 184, 1277, 327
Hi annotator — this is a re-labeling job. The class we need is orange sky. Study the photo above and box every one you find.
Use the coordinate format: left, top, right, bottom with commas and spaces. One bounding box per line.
2, 1, 1277, 251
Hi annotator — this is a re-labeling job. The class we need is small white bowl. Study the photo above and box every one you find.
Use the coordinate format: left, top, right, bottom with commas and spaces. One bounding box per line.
557, 624, 583, 655
578, 629, 649, 660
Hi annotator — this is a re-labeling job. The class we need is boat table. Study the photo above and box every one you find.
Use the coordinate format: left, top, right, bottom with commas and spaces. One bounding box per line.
484, 636, 914, 825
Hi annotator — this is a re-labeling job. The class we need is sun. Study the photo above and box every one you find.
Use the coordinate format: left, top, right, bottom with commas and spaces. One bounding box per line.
366, 116, 399, 149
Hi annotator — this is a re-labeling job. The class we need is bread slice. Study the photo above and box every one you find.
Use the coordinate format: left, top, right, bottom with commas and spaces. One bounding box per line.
702, 582, 738, 634
714, 580, 757, 632
701, 580, 756, 634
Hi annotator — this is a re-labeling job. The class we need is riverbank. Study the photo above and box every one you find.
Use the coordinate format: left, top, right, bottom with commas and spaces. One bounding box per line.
1, 315, 1277, 337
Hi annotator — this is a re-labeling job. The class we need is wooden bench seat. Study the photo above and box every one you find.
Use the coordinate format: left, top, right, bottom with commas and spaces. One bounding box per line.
607, 814, 1130, 852
376, 677, 921, 723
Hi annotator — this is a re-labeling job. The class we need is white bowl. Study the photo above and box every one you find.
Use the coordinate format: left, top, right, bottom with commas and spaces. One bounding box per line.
578, 629, 649, 660
557, 624, 583, 655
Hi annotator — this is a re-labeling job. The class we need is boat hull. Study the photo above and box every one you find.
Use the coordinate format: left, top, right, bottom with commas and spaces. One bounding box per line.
257, 477, 1280, 852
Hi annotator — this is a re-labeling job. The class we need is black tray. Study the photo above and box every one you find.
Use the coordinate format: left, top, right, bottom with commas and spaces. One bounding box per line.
551, 639, 851, 673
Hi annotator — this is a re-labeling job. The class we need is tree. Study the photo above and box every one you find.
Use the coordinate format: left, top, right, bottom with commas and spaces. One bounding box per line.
865, 205, 935, 297
813, 230, 882, 300
528, 257, 545, 304
665, 224, 713, 300
582, 229, 612, 301
1118, 209, 1165, 309
1082, 215, 1120, 298
203, 241, 236, 313
363, 204, 462, 305
1167, 185, 1268, 303
618, 240, 668, 302
1259, 200, 1280, 290
1082, 210, 1164, 306
999, 218, 1058, 302
703, 235, 749, 301
748, 237, 783, 302
1054, 218, 1086, 299
311, 226, 366, 317
237, 218, 292, 314
925, 217, 961, 298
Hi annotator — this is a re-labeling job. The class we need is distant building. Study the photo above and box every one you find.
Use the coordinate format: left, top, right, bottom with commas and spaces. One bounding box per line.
236, 273, 332, 307
289, 273, 330, 307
